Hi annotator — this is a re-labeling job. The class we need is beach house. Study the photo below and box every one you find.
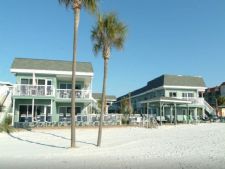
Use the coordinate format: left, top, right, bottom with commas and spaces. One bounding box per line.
10, 58, 95, 126
92, 93, 116, 114
116, 74, 215, 124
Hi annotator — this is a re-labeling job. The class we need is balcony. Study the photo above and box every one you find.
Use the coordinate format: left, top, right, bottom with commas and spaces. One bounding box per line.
13, 84, 54, 97
13, 85, 92, 99
56, 89, 91, 99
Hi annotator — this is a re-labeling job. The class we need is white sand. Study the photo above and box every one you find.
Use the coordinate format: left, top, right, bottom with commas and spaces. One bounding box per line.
0, 123, 225, 169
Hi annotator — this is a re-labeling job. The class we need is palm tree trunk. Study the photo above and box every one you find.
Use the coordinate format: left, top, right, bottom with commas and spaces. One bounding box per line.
71, 7, 80, 148
97, 58, 108, 146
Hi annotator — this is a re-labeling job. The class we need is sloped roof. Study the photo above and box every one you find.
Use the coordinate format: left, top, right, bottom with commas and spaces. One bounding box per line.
11, 58, 93, 73
163, 75, 206, 87
117, 74, 206, 101
92, 93, 116, 101
221, 82, 225, 86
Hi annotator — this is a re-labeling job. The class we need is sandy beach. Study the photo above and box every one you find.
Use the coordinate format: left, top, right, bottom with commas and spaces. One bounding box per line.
0, 123, 225, 169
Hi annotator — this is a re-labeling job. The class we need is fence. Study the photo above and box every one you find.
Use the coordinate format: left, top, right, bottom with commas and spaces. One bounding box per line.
14, 113, 122, 128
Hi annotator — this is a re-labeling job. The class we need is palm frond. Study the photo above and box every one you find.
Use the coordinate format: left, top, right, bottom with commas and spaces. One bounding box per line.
91, 12, 127, 58
83, 0, 99, 14
58, 0, 98, 13
58, 0, 74, 8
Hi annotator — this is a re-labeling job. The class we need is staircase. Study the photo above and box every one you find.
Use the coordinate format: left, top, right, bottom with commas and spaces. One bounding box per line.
192, 98, 216, 116
203, 99, 216, 115
0, 88, 12, 123
91, 98, 101, 113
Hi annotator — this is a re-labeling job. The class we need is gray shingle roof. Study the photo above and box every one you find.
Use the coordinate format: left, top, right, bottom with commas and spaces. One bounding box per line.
92, 93, 116, 101
11, 58, 93, 73
117, 74, 206, 101
163, 75, 206, 87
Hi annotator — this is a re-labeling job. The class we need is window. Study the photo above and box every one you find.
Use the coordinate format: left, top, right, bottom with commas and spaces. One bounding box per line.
47, 80, 52, 85
75, 107, 81, 114
188, 93, 194, 98
169, 92, 177, 97
60, 83, 72, 89
59, 106, 71, 117
182, 93, 187, 98
36, 105, 45, 115
37, 79, 45, 85
59, 106, 81, 116
21, 78, 32, 84
75, 84, 81, 90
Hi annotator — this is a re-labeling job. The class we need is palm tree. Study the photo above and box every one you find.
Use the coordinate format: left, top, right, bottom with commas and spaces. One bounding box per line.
58, 0, 98, 148
91, 13, 127, 146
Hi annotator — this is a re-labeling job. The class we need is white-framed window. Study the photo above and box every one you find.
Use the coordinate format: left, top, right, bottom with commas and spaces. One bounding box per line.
182, 92, 194, 98
58, 106, 81, 116
21, 78, 32, 84
21, 78, 52, 86
188, 93, 194, 98
59, 82, 83, 90
18, 104, 51, 122
59, 83, 72, 89
169, 92, 177, 97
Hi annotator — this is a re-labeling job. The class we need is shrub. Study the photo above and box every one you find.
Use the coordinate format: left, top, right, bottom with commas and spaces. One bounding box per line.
0, 115, 13, 133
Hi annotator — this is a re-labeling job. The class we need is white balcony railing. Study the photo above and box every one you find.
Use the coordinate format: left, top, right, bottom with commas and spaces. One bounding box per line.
13, 85, 92, 99
56, 89, 91, 99
13, 84, 54, 96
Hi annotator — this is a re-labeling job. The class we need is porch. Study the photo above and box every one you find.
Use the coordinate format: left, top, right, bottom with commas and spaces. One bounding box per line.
139, 97, 204, 125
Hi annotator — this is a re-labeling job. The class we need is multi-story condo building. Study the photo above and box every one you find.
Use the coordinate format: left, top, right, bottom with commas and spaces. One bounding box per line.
116, 74, 215, 124
10, 58, 94, 125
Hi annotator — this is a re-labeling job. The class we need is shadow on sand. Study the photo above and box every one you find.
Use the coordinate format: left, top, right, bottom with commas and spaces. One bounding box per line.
8, 130, 96, 149
32, 131, 96, 146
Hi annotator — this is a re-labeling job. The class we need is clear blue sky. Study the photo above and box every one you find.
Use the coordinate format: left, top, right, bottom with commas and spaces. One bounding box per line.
1, 0, 225, 97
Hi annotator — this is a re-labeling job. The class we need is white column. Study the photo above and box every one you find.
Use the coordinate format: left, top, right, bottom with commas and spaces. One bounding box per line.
12, 98, 15, 126
89, 77, 93, 99
174, 104, 177, 125
32, 98, 34, 122
160, 102, 162, 126
194, 108, 198, 123
147, 103, 149, 128
51, 99, 53, 114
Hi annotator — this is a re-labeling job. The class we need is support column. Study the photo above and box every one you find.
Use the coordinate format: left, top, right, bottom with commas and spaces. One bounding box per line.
49, 99, 53, 122
147, 103, 149, 128
194, 108, 198, 124
12, 98, 15, 126
202, 107, 205, 119
32, 98, 34, 122
174, 103, 177, 125
159, 102, 162, 126
170, 106, 173, 124
187, 105, 190, 124
186, 104, 188, 124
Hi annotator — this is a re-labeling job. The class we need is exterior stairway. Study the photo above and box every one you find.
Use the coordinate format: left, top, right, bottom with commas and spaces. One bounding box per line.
203, 99, 216, 115
191, 98, 216, 116
0, 89, 12, 123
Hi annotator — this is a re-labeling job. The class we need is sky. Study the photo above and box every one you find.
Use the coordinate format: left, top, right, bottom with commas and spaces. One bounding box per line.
1, 0, 225, 97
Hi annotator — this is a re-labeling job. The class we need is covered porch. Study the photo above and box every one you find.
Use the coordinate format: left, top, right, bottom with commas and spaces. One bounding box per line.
139, 97, 201, 125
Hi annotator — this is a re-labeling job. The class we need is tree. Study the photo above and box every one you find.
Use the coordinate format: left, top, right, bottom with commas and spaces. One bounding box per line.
58, 0, 98, 148
217, 96, 225, 106
91, 13, 127, 146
